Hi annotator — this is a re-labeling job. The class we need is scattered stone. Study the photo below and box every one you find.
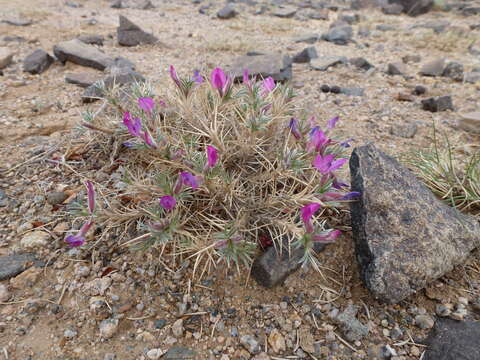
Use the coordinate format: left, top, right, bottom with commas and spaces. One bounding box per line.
78, 34, 104, 46
106, 56, 136, 74
442, 62, 464, 81
298, 326, 315, 353
350, 57, 374, 71
1, 17, 32, 26
154, 319, 167, 329
458, 112, 480, 134
172, 319, 184, 337
412, 20, 450, 33
382, 3, 403, 14
268, 329, 286, 353
340, 13, 360, 25
306, 9, 329, 20
228, 54, 292, 82
330, 85, 341, 94
0, 284, 10, 302
65, 72, 101, 88
419, 58, 446, 77
64, 329, 78, 339
217, 4, 237, 19
340, 87, 364, 96
240, 335, 261, 354
99, 318, 119, 339
424, 318, 480, 360
0, 254, 43, 281
46, 191, 68, 205
117, 15, 158, 47
413, 85, 427, 95
395, 92, 415, 102
292, 46, 318, 63
65, 1, 82, 8
0, 47, 14, 69
349, 144, 480, 304
293, 34, 319, 44
104, 354, 116, 360
321, 26, 353, 45
468, 42, 480, 56
421, 95, 454, 112
83, 277, 112, 296
376, 24, 396, 31
20, 231, 50, 249
462, 7, 480, 16
272, 6, 297, 18
146, 349, 165, 359
320, 84, 330, 93
251, 235, 326, 288
465, 72, 480, 84
387, 62, 408, 76
82, 70, 145, 102
310, 56, 347, 71
333, 305, 369, 342
251, 353, 270, 360
436, 304, 452, 317
23, 49, 54, 75
357, 26, 370, 38
402, 54, 421, 64
164, 347, 197, 360
54, 39, 113, 70
415, 314, 435, 329
390, 123, 417, 138
389, 0, 433, 16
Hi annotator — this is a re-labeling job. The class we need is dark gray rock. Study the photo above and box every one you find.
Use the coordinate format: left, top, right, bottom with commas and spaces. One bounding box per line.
340, 13, 360, 24
310, 55, 347, 71
340, 87, 364, 96
23, 49, 54, 74
349, 144, 480, 304
357, 26, 370, 38
376, 24, 396, 31
292, 46, 318, 63
321, 26, 353, 45
251, 237, 326, 288
228, 54, 292, 82
333, 305, 369, 342
65, 72, 102, 88
111, 0, 154, 9
412, 20, 450, 33
106, 57, 136, 74
419, 58, 446, 77
272, 6, 297, 18
421, 96, 454, 112
462, 7, 480, 16
389, 0, 433, 16
77, 34, 104, 46
164, 347, 197, 360
382, 3, 403, 14
387, 62, 408, 76
350, 57, 374, 71
442, 62, 464, 82
46, 192, 68, 206
53, 39, 113, 70
424, 319, 480, 360
217, 4, 237, 19
306, 9, 329, 20
0, 254, 44, 281
82, 71, 145, 102
390, 123, 417, 138
2, 17, 32, 26
117, 15, 158, 47
293, 33, 319, 44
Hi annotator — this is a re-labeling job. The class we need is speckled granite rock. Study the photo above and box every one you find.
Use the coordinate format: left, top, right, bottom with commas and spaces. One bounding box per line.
349, 144, 480, 304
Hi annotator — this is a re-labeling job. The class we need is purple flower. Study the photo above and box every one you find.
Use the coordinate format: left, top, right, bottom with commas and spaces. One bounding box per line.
210, 67, 231, 97
206, 145, 219, 168
327, 116, 339, 130
261, 77, 275, 95
300, 203, 321, 233
313, 154, 347, 174
307, 127, 329, 153
64, 221, 93, 248
192, 70, 203, 84
312, 229, 341, 243
85, 180, 95, 214
140, 131, 157, 148
123, 112, 141, 137
340, 191, 361, 200
288, 118, 302, 140
160, 195, 177, 211
170, 65, 181, 87
340, 138, 353, 148
138, 97, 155, 113
181, 171, 200, 190
332, 178, 349, 190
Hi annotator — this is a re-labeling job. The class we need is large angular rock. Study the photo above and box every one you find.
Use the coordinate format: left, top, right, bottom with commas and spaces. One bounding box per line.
424, 319, 480, 360
117, 15, 158, 47
0, 254, 44, 281
321, 26, 353, 45
349, 144, 480, 304
421, 95, 453, 112
251, 237, 326, 288
65, 72, 102, 88
292, 46, 318, 63
53, 39, 113, 70
23, 49, 54, 74
228, 54, 292, 82
389, 0, 433, 16
419, 58, 446, 77
310, 56, 347, 71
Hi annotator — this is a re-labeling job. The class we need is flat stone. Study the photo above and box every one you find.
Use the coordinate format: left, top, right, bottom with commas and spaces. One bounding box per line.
458, 112, 480, 134
306, 9, 329, 20
390, 123, 417, 138
419, 58, 446, 77
82, 70, 145, 102
20, 231, 50, 249
464, 72, 480, 84
389, 0, 433, 16
387, 62, 408, 76
2, 17, 32, 26
65, 72, 102, 88
321, 26, 353, 45
0, 47, 14, 69
462, 7, 480, 16
272, 6, 297, 18
442, 62, 464, 81
292, 46, 318, 63
217, 4, 237, 19
310, 56, 347, 71
54, 39, 113, 70
77, 34, 104, 46
350, 57, 374, 71
421, 95, 453, 112
293, 33, 319, 44
46, 191, 68, 205
0, 254, 44, 281
23, 49, 54, 74
376, 24, 396, 31
228, 54, 292, 82
251, 236, 326, 288
382, 3, 403, 14
117, 15, 158, 47
412, 20, 450, 33
349, 144, 480, 304
340, 87, 364, 96
424, 319, 480, 360
333, 305, 369, 342
164, 347, 197, 360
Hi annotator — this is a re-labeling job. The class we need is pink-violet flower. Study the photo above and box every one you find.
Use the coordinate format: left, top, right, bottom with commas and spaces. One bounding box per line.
261, 77, 275, 95
64, 221, 93, 248
327, 116, 339, 130
307, 127, 329, 153
180, 171, 200, 190
210, 67, 232, 97
312, 229, 341, 243
313, 154, 347, 174
170, 65, 181, 87
138, 97, 155, 114
301, 203, 321, 233
140, 131, 157, 148
160, 195, 177, 211
192, 70, 203, 84
123, 112, 142, 137
206, 145, 219, 169
288, 118, 302, 140
85, 180, 95, 214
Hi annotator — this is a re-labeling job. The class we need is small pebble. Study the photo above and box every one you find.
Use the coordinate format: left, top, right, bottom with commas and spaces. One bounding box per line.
415, 314, 434, 329
413, 85, 427, 95
320, 84, 330, 93
330, 85, 341, 94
